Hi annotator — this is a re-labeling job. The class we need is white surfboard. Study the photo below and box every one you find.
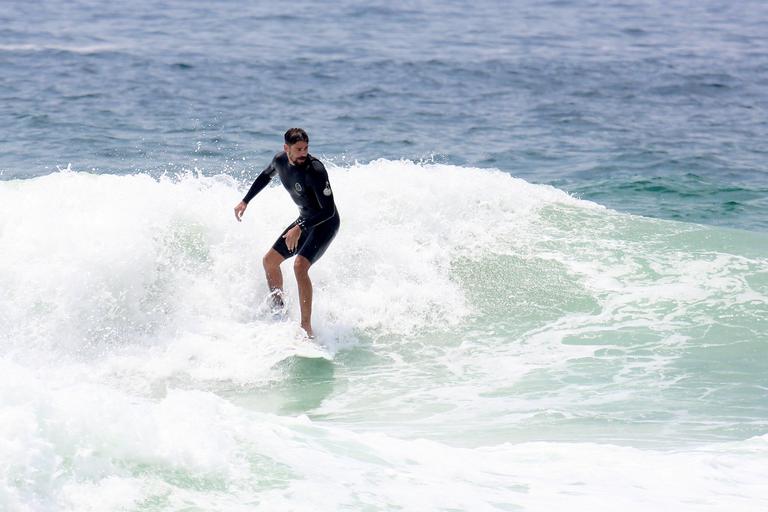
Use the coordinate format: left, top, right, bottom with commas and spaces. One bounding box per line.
291, 338, 333, 360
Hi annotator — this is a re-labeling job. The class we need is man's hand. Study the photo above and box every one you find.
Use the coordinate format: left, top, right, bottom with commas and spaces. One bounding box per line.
282, 224, 302, 252
234, 201, 247, 222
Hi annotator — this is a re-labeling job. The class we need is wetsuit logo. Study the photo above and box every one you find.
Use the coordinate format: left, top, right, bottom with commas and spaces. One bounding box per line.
294, 183, 303, 193
323, 182, 332, 196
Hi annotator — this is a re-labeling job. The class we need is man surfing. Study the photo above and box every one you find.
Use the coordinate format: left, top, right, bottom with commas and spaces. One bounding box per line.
234, 128, 340, 338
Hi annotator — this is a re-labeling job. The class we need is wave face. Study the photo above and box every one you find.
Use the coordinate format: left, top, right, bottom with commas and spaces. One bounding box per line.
1, 160, 767, 510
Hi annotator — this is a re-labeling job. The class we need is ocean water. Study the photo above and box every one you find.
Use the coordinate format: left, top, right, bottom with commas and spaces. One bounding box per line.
1, 1, 767, 511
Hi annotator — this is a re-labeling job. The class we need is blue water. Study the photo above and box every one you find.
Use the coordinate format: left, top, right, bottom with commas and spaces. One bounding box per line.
2, 1, 768, 511
2, 0, 768, 230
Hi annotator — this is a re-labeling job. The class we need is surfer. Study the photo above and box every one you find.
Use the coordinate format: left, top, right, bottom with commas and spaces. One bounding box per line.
234, 128, 340, 338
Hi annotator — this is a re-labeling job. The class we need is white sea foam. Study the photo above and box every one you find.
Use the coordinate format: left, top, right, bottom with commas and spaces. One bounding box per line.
1, 359, 766, 511
0, 43, 124, 54
1, 161, 766, 510
0, 160, 589, 356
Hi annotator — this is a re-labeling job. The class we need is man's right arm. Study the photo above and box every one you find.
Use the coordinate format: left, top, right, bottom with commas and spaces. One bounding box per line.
243, 157, 278, 204
234, 157, 277, 222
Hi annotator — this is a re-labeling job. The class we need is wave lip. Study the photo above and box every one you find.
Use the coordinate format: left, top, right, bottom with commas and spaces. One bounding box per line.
0, 160, 595, 354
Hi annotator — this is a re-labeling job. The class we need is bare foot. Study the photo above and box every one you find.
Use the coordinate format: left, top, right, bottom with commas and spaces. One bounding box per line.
301, 325, 314, 339
267, 289, 285, 315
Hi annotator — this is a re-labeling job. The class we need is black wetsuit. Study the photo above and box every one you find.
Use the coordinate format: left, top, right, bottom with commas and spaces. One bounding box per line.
243, 152, 340, 263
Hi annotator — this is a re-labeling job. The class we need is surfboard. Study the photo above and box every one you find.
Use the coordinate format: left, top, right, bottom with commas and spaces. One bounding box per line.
292, 338, 333, 360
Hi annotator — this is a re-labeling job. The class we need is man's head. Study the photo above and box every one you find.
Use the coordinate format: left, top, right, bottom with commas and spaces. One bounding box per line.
284, 128, 309, 165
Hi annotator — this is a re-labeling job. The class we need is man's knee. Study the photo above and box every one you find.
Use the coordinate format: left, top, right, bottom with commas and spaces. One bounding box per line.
263, 250, 283, 271
293, 256, 312, 276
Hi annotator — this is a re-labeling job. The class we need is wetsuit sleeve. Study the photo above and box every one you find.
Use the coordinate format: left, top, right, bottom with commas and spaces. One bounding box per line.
297, 162, 337, 229
242, 157, 278, 204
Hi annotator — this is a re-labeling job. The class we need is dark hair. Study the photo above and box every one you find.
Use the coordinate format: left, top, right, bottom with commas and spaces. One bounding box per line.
284, 128, 309, 145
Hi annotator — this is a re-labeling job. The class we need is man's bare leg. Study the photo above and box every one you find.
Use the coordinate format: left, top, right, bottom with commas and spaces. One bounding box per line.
263, 249, 286, 308
293, 255, 314, 337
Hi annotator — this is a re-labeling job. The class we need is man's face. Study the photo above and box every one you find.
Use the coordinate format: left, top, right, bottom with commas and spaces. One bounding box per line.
285, 141, 309, 165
